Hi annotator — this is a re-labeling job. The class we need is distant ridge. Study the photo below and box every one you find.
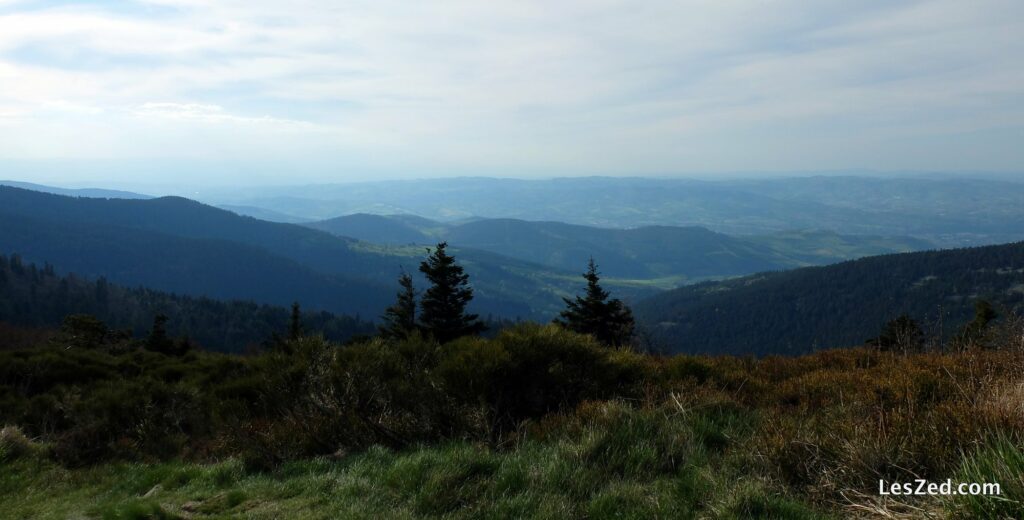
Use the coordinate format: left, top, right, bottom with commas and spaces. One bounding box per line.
218, 204, 312, 224
307, 214, 932, 281
0, 180, 151, 200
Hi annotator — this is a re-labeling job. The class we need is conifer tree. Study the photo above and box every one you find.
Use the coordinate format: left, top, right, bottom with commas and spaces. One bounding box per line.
146, 313, 174, 354
289, 301, 303, 340
418, 242, 485, 343
869, 313, 923, 353
555, 258, 635, 346
379, 272, 418, 340
957, 299, 998, 349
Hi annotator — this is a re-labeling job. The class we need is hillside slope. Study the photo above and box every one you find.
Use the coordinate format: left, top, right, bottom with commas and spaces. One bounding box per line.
0, 186, 641, 319
0, 213, 391, 317
635, 242, 1024, 355
0, 254, 374, 352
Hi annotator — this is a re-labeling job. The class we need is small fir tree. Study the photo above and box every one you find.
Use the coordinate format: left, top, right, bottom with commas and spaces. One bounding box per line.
59, 314, 109, 349
869, 314, 924, 353
555, 258, 635, 347
957, 299, 998, 349
145, 313, 175, 354
379, 272, 418, 340
418, 242, 485, 343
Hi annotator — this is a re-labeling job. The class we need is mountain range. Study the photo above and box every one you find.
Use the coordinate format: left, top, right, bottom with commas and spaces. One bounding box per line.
2, 179, 1022, 357
307, 213, 931, 283
0, 186, 648, 320
205, 176, 1024, 246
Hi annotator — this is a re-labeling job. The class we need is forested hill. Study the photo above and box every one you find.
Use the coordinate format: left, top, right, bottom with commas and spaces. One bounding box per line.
0, 211, 392, 317
0, 254, 375, 352
0, 186, 604, 319
635, 241, 1024, 356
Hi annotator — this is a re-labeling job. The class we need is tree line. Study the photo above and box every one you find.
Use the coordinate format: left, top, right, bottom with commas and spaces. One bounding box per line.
373, 242, 635, 347
1, 243, 638, 353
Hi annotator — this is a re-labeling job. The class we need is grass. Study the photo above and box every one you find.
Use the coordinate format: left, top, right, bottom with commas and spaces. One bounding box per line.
0, 402, 831, 519
948, 434, 1024, 519
4, 328, 1024, 518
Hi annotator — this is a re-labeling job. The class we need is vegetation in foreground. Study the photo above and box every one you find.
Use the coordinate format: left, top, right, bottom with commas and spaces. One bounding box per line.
3, 320, 1024, 518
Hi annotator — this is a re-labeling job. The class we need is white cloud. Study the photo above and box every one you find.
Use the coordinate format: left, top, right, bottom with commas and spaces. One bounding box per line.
0, 0, 1021, 180
131, 102, 317, 129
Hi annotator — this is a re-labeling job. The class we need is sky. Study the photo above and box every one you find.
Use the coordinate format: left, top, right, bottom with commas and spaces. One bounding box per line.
0, 0, 1022, 186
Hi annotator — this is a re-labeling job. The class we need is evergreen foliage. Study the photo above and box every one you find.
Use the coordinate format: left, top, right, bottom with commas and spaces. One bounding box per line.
289, 302, 303, 340
378, 272, 417, 340
417, 243, 485, 343
956, 299, 999, 349
869, 314, 924, 353
58, 314, 112, 349
145, 314, 175, 355
0, 254, 374, 352
555, 259, 636, 347
636, 241, 1024, 355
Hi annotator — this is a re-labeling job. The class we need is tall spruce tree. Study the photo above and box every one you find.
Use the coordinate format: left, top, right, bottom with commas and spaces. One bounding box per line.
379, 272, 418, 340
418, 242, 485, 343
555, 258, 635, 347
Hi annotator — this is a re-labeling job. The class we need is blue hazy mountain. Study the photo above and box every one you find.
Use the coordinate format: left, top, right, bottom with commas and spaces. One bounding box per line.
306, 214, 932, 281
215, 176, 1024, 247
217, 204, 313, 224
0, 186, 655, 319
0, 180, 151, 200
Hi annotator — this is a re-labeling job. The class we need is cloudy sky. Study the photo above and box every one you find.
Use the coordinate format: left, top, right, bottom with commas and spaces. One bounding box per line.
0, 0, 1022, 185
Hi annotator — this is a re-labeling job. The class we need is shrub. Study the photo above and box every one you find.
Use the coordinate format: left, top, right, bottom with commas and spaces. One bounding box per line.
438, 324, 641, 437
0, 425, 38, 462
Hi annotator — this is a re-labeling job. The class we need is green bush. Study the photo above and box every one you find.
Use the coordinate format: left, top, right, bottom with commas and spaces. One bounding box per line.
0, 425, 38, 462
438, 324, 642, 436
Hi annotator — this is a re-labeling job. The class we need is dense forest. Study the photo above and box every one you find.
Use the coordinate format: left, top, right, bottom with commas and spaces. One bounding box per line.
636, 241, 1024, 355
0, 254, 375, 352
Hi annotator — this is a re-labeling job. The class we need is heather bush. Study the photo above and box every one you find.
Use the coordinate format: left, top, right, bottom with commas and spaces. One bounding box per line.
0, 425, 38, 462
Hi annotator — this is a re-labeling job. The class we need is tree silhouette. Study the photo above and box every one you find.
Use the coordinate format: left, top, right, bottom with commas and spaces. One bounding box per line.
956, 299, 998, 349
289, 302, 303, 340
555, 258, 635, 347
869, 314, 924, 353
145, 313, 174, 354
418, 242, 485, 343
379, 272, 417, 340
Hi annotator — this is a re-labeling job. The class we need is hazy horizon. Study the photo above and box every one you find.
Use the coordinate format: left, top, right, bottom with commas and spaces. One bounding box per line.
2, 1, 1023, 186
3, 167, 1023, 195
